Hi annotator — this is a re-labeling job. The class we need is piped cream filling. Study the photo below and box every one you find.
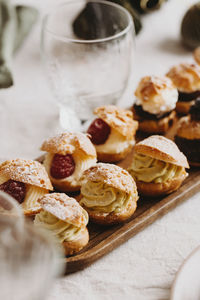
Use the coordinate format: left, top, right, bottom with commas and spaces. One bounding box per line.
43, 152, 96, 187
128, 153, 185, 183
34, 211, 82, 242
80, 181, 132, 213
0, 175, 48, 212
95, 128, 134, 154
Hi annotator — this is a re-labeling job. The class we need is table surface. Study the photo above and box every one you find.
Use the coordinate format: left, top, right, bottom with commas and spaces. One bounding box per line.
2, 1, 200, 299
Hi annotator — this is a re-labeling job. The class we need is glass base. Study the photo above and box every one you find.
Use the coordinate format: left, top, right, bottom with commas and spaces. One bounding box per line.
59, 105, 82, 132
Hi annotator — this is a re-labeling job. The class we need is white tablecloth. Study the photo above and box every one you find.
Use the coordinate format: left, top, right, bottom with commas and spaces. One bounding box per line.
2, 1, 200, 299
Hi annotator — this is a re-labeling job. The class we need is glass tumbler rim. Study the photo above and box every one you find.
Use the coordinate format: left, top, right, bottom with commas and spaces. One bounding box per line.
42, 0, 134, 44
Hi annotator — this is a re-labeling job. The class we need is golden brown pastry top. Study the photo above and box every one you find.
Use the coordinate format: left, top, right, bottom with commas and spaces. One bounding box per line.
94, 105, 138, 139
40, 132, 96, 157
0, 159, 53, 190
81, 163, 137, 194
39, 193, 88, 227
176, 116, 200, 140
134, 135, 189, 168
134, 76, 178, 114
166, 63, 200, 93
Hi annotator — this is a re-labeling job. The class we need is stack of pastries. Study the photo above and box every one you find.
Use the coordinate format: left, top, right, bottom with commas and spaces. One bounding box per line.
2, 59, 198, 256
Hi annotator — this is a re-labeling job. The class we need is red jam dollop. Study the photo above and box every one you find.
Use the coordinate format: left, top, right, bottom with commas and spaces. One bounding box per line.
50, 154, 75, 179
0, 180, 26, 204
87, 118, 111, 145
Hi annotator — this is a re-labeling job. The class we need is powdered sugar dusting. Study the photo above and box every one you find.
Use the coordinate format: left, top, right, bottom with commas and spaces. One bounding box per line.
39, 193, 88, 227
94, 105, 138, 139
0, 159, 53, 190
167, 63, 200, 92
135, 76, 178, 114
41, 132, 96, 157
82, 163, 137, 195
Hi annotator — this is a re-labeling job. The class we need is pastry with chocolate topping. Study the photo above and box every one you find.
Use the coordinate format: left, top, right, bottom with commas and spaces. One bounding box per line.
79, 163, 138, 225
175, 98, 200, 166
133, 76, 178, 134
0, 159, 52, 215
41, 132, 97, 192
87, 105, 138, 163
128, 135, 189, 197
34, 193, 89, 256
166, 63, 200, 115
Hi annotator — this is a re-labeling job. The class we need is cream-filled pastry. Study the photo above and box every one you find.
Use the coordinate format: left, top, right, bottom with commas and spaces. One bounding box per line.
87, 105, 138, 163
79, 163, 138, 225
175, 98, 200, 166
41, 132, 97, 192
128, 135, 189, 197
133, 76, 178, 134
34, 193, 89, 256
0, 159, 52, 215
166, 63, 200, 115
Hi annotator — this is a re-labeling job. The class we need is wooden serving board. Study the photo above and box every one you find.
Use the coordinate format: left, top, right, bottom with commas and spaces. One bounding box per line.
63, 156, 200, 274
37, 121, 200, 274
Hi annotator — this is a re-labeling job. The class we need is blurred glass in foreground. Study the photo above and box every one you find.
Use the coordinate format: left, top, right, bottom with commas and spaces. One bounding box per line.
0, 191, 64, 300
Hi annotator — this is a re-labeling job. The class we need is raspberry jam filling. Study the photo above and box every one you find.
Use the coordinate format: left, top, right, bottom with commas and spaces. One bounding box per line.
87, 118, 111, 145
50, 154, 75, 179
0, 180, 26, 204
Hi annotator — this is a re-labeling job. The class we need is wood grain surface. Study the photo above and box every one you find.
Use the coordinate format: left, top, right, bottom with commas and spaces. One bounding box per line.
64, 158, 200, 274
37, 120, 200, 274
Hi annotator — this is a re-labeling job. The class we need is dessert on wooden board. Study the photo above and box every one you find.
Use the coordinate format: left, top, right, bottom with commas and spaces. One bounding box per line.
34, 193, 89, 255
166, 63, 200, 115
175, 98, 200, 167
87, 105, 138, 163
133, 75, 178, 134
41, 132, 97, 192
0, 159, 52, 215
2, 51, 200, 261
78, 163, 138, 225
128, 135, 189, 197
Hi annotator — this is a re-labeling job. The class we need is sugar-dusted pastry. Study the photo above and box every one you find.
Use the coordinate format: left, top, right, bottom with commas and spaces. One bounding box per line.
0, 159, 52, 215
133, 76, 178, 134
175, 98, 200, 166
41, 132, 97, 192
34, 193, 89, 256
166, 63, 200, 115
79, 163, 138, 225
128, 135, 189, 197
87, 105, 138, 163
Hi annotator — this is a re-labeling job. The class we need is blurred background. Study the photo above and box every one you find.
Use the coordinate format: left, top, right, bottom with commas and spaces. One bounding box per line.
0, 0, 197, 157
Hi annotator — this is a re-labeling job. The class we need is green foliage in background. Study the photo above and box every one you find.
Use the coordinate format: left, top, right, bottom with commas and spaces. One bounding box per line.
0, 0, 38, 89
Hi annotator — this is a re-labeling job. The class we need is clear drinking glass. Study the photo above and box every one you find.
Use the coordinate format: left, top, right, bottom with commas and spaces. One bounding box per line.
0, 192, 64, 300
41, 0, 135, 131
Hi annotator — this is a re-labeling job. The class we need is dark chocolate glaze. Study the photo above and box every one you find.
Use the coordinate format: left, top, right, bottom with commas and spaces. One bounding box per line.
189, 97, 200, 121
175, 136, 200, 163
133, 104, 171, 120
178, 90, 200, 102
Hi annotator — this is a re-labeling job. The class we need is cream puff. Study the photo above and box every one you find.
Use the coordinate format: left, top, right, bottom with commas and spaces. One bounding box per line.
87, 105, 138, 163
175, 98, 200, 166
0, 159, 52, 215
41, 132, 97, 192
34, 193, 89, 256
79, 163, 138, 225
128, 135, 189, 197
133, 76, 178, 134
166, 63, 200, 115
